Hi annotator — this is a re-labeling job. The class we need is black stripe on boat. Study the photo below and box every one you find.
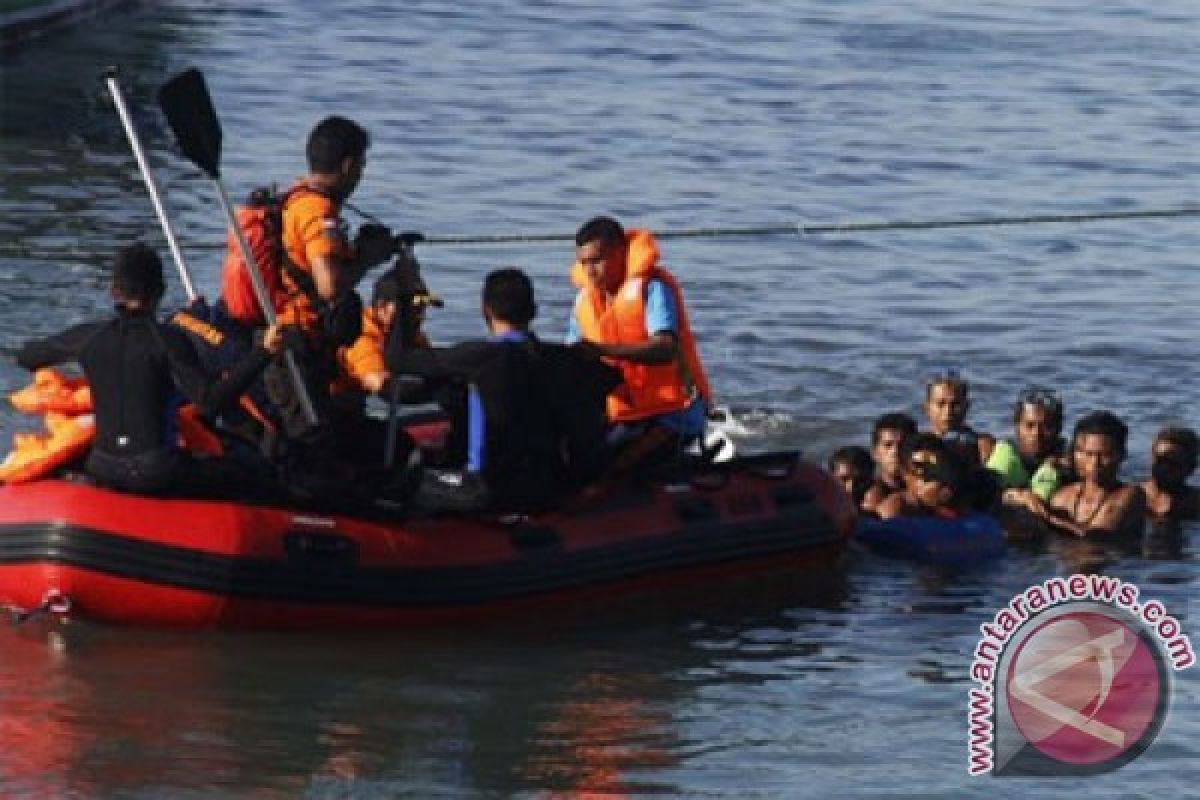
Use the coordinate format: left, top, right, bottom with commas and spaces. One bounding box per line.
0, 505, 839, 608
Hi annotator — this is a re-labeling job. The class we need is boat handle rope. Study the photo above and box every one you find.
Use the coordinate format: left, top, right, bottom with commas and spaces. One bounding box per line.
6, 589, 71, 626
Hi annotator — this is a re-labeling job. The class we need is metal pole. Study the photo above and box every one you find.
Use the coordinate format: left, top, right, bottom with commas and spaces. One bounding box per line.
103, 67, 198, 301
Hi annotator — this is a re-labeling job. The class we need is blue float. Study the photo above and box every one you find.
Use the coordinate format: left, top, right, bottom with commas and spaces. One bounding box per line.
856, 512, 1006, 566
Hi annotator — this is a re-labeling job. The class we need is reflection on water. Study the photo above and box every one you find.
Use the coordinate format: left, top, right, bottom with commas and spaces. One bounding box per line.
1, 0, 1198, 796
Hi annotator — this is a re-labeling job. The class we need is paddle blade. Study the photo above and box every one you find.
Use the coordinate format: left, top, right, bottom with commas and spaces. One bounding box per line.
157, 68, 222, 179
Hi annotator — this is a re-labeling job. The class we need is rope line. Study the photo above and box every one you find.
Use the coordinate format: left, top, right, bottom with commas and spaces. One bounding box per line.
4, 206, 1196, 256
419, 207, 1200, 245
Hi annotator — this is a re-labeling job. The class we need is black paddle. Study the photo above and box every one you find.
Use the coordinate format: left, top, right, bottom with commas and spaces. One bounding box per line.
157, 68, 318, 426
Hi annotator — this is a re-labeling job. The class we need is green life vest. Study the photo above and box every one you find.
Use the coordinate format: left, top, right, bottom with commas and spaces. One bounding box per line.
986, 439, 1061, 501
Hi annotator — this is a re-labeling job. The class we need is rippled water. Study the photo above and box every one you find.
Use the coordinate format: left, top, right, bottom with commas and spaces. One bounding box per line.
1, 1, 1197, 796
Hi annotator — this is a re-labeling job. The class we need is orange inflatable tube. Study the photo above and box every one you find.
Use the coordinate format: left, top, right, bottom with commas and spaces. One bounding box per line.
10, 368, 93, 415
0, 412, 95, 485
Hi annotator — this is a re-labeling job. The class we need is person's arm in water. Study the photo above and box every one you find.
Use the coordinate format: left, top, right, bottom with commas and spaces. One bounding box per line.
15, 322, 104, 371
162, 323, 284, 418
1087, 485, 1147, 536
875, 491, 910, 520
1044, 485, 1088, 536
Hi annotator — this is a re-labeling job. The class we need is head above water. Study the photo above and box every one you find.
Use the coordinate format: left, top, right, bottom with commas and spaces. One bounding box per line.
871, 411, 918, 482
575, 215, 626, 292
1013, 385, 1063, 458
306, 115, 370, 198
1071, 410, 1128, 484
902, 432, 966, 508
829, 445, 874, 505
1151, 426, 1199, 488
923, 368, 970, 435
872, 411, 918, 446
482, 267, 537, 330
111, 242, 165, 311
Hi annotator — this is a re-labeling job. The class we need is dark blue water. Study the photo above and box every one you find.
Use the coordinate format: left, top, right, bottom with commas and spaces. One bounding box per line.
1, 1, 1197, 795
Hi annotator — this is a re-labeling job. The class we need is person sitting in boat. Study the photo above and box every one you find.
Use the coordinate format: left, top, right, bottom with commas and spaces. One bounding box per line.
262, 115, 396, 448
566, 216, 713, 470
386, 268, 619, 512
1046, 410, 1146, 537
828, 445, 874, 510
14, 243, 285, 497
985, 386, 1070, 514
876, 433, 968, 520
327, 262, 441, 467
922, 368, 992, 466
861, 411, 918, 515
1140, 425, 1198, 520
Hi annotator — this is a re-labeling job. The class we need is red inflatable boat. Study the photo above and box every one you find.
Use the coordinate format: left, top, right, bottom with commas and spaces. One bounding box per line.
0, 452, 853, 629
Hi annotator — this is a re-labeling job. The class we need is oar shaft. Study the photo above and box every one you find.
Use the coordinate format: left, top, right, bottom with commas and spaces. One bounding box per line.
103, 69, 198, 301
212, 181, 319, 427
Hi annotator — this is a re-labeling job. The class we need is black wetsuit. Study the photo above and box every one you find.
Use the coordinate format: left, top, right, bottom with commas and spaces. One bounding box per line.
386, 332, 619, 511
16, 307, 273, 496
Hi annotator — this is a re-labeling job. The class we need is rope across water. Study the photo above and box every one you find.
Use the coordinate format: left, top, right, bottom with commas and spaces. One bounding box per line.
415, 207, 1200, 246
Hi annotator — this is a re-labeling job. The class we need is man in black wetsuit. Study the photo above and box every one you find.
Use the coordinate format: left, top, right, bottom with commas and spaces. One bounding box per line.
386, 268, 619, 512
15, 243, 284, 497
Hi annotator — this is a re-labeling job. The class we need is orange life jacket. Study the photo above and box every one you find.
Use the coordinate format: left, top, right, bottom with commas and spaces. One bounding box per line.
219, 187, 295, 327
1, 370, 225, 484
332, 309, 431, 399
10, 368, 92, 415
571, 229, 712, 423
0, 412, 95, 485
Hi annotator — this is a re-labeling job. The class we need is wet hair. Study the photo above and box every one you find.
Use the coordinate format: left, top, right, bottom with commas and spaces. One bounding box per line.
871, 411, 918, 445
111, 242, 165, 303
829, 445, 873, 475
575, 216, 625, 248
307, 116, 370, 173
1012, 386, 1064, 431
925, 367, 969, 401
1154, 426, 1198, 472
1072, 410, 1129, 458
483, 267, 537, 326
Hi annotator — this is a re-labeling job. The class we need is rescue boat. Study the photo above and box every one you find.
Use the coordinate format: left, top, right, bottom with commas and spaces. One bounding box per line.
0, 451, 854, 629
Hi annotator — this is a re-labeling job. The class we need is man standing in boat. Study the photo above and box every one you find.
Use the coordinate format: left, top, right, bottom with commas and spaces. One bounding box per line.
567, 216, 714, 463
15, 243, 284, 497
264, 115, 396, 446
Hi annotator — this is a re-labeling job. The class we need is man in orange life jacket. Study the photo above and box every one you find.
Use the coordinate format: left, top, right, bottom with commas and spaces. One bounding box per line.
328, 262, 440, 465
263, 115, 395, 443
567, 216, 714, 457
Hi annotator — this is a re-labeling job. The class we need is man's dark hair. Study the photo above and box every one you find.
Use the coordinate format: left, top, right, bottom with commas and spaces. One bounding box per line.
575, 216, 625, 248
306, 116, 370, 173
372, 269, 402, 307
1154, 425, 1198, 472
871, 411, 918, 446
483, 268, 537, 326
829, 445, 873, 475
1012, 386, 1064, 431
1073, 410, 1129, 458
112, 242, 165, 303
